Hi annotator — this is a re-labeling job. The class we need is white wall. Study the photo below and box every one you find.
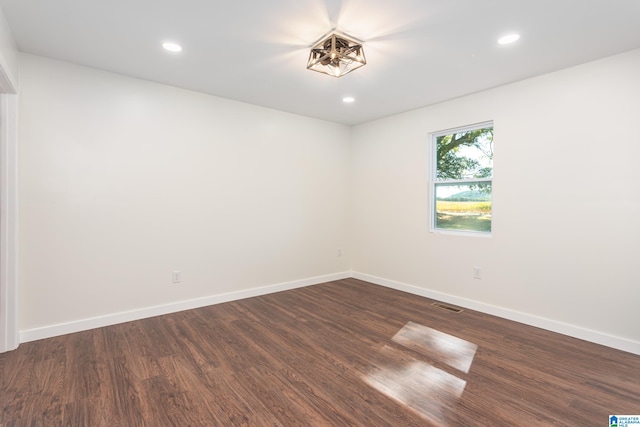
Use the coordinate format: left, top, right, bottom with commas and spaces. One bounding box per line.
351, 49, 640, 351
17, 48, 640, 354
0, 4, 18, 91
18, 54, 351, 333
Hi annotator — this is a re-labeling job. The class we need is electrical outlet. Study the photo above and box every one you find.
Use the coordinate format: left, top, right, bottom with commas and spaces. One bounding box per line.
172, 270, 181, 284
337, 248, 342, 257
473, 267, 482, 280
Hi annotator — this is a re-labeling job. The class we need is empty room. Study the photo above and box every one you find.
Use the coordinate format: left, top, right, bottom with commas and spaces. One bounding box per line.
1, 1, 639, 426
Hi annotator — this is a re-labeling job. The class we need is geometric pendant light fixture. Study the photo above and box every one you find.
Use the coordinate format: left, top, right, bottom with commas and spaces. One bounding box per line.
307, 33, 366, 78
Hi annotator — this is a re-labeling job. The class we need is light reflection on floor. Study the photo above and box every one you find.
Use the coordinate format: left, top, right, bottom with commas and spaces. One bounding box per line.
392, 321, 478, 373
363, 322, 477, 425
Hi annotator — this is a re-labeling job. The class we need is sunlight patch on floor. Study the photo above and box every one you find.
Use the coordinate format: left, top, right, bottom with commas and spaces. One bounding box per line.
363, 322, 477, 425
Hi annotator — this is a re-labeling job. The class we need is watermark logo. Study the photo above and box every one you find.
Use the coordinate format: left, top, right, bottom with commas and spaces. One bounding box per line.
610, 415, 640, 427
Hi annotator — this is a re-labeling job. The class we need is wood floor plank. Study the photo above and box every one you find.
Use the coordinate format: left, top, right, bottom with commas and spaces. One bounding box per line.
1, 278, 639, 426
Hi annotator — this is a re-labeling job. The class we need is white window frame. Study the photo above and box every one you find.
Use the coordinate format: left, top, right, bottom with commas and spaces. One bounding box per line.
429, 121, 493, 237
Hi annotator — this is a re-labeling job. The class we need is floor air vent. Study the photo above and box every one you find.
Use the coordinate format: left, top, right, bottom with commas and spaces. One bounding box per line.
431, 302, 463, 313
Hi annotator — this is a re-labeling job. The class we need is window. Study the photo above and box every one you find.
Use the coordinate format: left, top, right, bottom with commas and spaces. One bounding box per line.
430, 122, 493, 234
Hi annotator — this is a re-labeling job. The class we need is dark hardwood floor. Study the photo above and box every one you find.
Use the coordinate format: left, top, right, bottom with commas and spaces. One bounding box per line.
1, 278, 639, 426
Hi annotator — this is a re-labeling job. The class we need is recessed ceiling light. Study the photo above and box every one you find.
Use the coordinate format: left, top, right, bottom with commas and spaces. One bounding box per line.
343, 96, 355, 103
162, 42, 183, 52
497, 34, 520, 45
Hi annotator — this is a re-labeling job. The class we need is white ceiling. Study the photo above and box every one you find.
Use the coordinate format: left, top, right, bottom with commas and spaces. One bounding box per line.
1, 0, 639, 125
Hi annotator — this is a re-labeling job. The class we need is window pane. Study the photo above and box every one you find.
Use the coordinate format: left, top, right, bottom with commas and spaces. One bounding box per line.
436, 127, 493, 181
435, 182, 492, 232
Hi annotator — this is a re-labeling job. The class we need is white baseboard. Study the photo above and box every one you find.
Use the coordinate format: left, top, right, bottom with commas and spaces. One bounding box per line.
19, 270, 640, 356
19, 271, 351, 344
351, 271, 640, 356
